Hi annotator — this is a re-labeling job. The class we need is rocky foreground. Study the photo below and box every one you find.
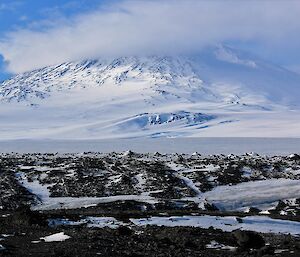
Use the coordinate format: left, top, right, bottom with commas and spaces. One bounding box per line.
0, 152, 300, 256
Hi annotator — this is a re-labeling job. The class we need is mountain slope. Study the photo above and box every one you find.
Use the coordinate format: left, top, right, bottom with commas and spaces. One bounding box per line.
0, 46, 300, 139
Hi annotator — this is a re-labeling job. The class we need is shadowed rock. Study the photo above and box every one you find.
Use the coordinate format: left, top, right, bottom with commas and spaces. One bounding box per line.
233, 230, 265, 249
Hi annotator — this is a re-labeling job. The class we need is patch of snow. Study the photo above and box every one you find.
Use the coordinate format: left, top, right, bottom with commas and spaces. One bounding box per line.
242, 166, 253, 178
130, 215, 300, 236
40, 232, 71, 242
280, 210, 288, 216
17, 170, 158, 210
134, 173, 146, 192
274, 249, 289, 254
259, 210, 271, 215
86, 217, 125, 229
1, 234, 13, 238
289, 169, 300, 175
1, 214, 10, 218
16, 172, 51, 201
197, 164, 220, 172
203, 179, 300, 211
32, 194, 159, 211
49, 217, 125, 229
206, 240, 237, 251
173, 168, 202, 196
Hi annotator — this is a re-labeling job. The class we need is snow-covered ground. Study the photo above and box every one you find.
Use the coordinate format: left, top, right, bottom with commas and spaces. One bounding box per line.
48, 215, 300, 236
38, 232, 71, 243
202, 179, 300, 211
17, 170, 159, 211
31, 195, 158, 211
1, 138, 300, 155
130, 215, 300, 236
0, 46, 300, 139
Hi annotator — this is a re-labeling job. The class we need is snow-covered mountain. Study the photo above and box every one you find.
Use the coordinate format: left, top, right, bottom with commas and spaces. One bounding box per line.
0, 45, 300, 139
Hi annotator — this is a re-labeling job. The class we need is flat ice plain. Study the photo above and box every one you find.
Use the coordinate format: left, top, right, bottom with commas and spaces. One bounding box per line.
0, 137, 299, 155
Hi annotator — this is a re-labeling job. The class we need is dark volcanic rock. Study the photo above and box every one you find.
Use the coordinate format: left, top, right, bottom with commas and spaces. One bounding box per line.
233, 230, 265, 249
8, 206, 46, 227
0, 171, 36, 211
117, 226, 133, 236
0, 152, 300, 256
255, 245, 275, 257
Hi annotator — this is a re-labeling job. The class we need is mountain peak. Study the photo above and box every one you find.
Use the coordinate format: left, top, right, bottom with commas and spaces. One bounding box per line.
0, 48, 300, 139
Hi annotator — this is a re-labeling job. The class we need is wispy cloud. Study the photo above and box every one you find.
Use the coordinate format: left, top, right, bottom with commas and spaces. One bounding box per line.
0, 1, 21, 12
0, 3, 11, 11
286, 65, 300, 75
1, 0, 300, 73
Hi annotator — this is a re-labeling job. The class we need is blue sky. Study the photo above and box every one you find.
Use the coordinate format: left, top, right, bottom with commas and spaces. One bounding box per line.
1, 0, 300, 82
0, 0, 110, 81
0, 0, 110, 36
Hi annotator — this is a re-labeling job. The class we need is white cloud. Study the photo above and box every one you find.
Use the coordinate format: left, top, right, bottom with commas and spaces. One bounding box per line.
1, 0, 300, 73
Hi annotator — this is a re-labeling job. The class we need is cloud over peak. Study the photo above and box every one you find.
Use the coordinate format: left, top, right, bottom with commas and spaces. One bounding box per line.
1, 0, 300, 73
